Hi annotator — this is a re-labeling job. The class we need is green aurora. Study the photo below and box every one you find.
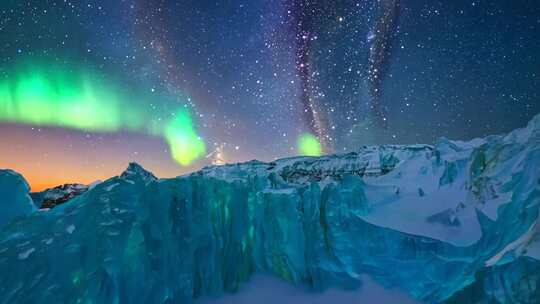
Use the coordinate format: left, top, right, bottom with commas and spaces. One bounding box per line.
165, 111, 206, 166
1, 62, 323, 166
0, 63, 206, 166
297, 133, 322, 156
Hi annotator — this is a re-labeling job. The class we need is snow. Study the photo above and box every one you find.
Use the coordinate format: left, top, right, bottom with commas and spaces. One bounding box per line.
88, 180, 102, 190
481, 205, 540, 264
105, 183, 119, 191
196, 275, 421, 304
485, 219, 538, 266
31, 183, 90, 209
360, 187, 482, 246
524, 209, 540, 260
17, 248, 35, 260
66, 224, 76, 234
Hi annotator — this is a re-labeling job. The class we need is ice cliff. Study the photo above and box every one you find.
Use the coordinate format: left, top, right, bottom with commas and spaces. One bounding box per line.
0, 114, 539, 303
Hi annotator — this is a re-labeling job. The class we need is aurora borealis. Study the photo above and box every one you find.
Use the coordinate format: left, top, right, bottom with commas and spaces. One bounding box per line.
0, 62, 206, 168
0, 63, 142, 132
165, 109, 206, 166
297, 133, 322, 157
1, 0, 539, 191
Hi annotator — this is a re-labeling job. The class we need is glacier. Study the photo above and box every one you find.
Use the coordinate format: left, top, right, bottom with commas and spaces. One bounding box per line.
0, 113, 539, 303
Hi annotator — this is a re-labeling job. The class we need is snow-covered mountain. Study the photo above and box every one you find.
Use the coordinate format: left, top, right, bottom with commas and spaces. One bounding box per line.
0, 113, 539, 303
31, 183, 90, 210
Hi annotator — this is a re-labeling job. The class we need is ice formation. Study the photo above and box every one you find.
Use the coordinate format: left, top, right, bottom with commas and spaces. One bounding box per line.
0, 169, 35, 228
0, 114, 539, 303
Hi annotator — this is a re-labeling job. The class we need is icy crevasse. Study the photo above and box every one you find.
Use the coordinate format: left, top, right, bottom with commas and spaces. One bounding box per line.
0, 114, 539, 303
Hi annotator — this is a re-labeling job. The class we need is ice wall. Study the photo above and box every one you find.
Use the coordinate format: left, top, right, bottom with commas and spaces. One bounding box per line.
0, 114, 539, 303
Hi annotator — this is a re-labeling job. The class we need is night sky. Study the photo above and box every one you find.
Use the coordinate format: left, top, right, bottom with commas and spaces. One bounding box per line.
0, 0, 539, 191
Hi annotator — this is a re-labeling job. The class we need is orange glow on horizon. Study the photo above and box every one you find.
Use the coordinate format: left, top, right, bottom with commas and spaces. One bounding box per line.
0, 124, 199, 192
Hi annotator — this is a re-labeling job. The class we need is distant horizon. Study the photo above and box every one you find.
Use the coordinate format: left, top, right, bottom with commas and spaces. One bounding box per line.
5, 110, 540, 192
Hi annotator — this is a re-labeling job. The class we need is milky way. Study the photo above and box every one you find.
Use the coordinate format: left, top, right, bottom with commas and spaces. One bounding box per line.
289, 0, 327, 151
288, 0, 402, 149
366, 0, 400, 127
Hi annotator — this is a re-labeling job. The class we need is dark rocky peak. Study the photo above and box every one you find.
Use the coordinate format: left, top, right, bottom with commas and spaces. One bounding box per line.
32, 183, 89, 210
120, 162, 157, 184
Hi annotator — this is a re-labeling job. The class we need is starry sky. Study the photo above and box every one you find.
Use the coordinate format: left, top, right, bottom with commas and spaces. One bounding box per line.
0, 0, 539, 191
